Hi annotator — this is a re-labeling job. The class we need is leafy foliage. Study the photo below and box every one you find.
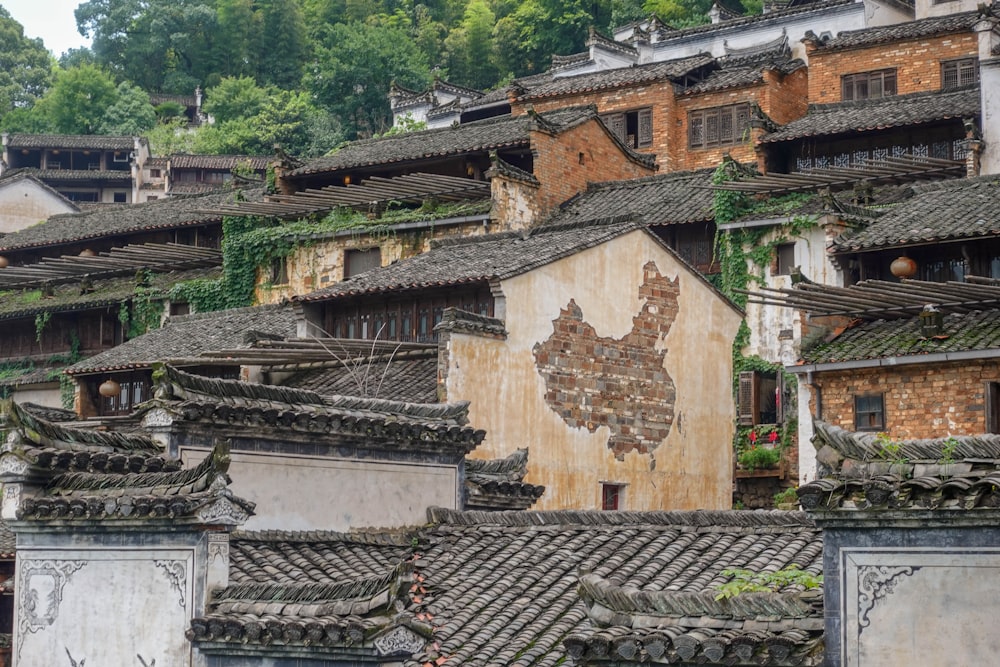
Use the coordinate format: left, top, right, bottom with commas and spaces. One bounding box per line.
0, 7, 53, 126
737, 445, 781, 471
715, 565, 822, 600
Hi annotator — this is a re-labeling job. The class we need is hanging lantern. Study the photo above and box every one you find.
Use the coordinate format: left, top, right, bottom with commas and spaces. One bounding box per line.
79, 249, 96, 257
99, 379, 121, 398
0, 256, 7, 269
890, 256, 917, 279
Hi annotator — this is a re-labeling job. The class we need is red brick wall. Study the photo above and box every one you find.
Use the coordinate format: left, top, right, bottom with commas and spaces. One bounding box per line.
530, 118, 656, 217
806, 32, 978, 103
811, 358, 1000, 438
512, 81, 677, 171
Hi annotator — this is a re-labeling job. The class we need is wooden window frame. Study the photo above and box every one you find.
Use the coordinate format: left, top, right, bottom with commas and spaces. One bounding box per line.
854, 393, 885, 431
841, 69, 897, 101
344, 247, 382, 278
738, 370, 781, 426
941, 57, 979, 90
775, 243, 796, 276
601, 108, 653, 149
601, 483, 623, 511
986, 382, 1000, 434
688, 103, 750, 150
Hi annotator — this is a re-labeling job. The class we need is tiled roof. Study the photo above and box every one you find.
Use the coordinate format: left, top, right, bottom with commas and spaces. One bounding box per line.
4, 134, 136, 150
283, 354, 440, 403
654, 0, 854, 41
142, 365, 484, 453
288, 107, 598, 177
545, 170, 716, 226
169, 154, 269, 170
66, 304, 298, 375
2, 399, 162, 454
464, 448, 545, 511
799, 421, 1000, 512
3, 167, 132, 181
294, 219, 645, 302
0, 266, 218, 321
801, 308, 1000, 365
680, 56, 805, 95
516, 54, 715, 101
0, 189, 260, 252
189, 509, 823, 665
829, 176, 1000, 252
813, 9, 981, 51
760, 86, 979, 143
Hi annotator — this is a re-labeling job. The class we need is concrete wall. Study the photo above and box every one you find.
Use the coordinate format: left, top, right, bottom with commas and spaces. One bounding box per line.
181, 447, 460, 531
445, 230, 742, 511
0, 180, 76, 234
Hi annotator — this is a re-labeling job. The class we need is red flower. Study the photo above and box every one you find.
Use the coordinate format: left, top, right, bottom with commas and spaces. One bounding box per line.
749, 431, 757, 444
769, 430, 779, 443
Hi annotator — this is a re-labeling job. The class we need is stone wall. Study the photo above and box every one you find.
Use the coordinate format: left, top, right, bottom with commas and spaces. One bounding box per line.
809, 358, 1000, 438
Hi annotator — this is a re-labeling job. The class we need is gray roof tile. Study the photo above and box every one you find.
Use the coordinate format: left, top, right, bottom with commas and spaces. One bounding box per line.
295, 219, 645, 301
169, 154, 269, 170
761, 86, 979, 143
518, 54, 715, 100
813, 8, 981, 51
830, 176, 1000, 252
545, 170, 717, 226
189, 509, 823, 665
0, 189, 261, 252
5, 134, 137, 150
67, 304, 298, 375
283, 354, 439, 403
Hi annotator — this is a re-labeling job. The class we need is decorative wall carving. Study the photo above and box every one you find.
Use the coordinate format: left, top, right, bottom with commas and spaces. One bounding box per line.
374, 625, 426, 656
857, 565, 917, 632
154, 560, 187, 609
18, 560, 87, 661
533, 262, 679, 459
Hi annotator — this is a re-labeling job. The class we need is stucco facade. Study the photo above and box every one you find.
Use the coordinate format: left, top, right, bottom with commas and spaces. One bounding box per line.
0, 176, 77, 234
443, 230, 743, 511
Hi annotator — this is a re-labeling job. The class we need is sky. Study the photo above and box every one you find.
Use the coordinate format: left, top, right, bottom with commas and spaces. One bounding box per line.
2, 0, 91, 58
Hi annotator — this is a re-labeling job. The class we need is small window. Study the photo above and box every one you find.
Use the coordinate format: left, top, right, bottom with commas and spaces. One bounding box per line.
345, 248, 381, 278
776, 243, 795, 276
150, 168, 162, 178
269, 257, 288, 285
601, 108, 653, 149
854, 394, 885, 431
601, 483, 623, 511
842, 69, 896, 101
986, 382, 1000, 434
941, 58, 978, 90
113, 152, 129, 163
738, 370, 780, 426
169, 302, 190, 317
147, 195, 158, 201
113, 192, 127, 203
688, 103, 750, 150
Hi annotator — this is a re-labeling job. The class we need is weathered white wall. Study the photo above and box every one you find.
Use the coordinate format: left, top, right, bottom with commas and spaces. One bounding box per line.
16, 546, 196, 666
8, 384, 61, 409
181, 447, 459, 531
980, 57, 1000, 176
447, 230, 742, 511
0, 180, 76, 234
914, 0, 978, 19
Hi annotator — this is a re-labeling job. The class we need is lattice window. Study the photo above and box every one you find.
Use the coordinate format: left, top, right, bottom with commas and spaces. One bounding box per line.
835, 153, 850, 168
941, 58, 978, 89
842, 69, 896, 101
912, 143, 928, 158
853, 149, 869, 165
688, 103, 751, 149
932, 141, 949, 159
796, 157, 812, 171
815, 156, 829, 169
872, 147, 889, 162
892, 145, 907, 158
637, 108, 653, 148
953, 139, 968, 160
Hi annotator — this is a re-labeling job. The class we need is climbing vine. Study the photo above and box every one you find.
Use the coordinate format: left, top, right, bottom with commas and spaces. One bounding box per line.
712, 161, 816, 454
169, 200, 488, 314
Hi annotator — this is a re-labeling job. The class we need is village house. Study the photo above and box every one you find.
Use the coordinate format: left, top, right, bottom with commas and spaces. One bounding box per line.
0, 173, 78, 235
389, 78, 487, 129
0, 133, 149, 204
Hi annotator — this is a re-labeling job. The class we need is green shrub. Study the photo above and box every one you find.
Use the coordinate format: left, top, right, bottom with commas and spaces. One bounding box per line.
738, 446, 781, 471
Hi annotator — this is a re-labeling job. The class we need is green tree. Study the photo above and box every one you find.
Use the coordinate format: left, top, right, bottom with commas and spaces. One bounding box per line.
256, 0, 307, 89
40, 64, 118, 134
215, 0, 261, 79
0, 7, 54, 124
444, 0, 500, 89
100, 81, 157, 135
306, 21, 431, 139
202, 76, 268, 123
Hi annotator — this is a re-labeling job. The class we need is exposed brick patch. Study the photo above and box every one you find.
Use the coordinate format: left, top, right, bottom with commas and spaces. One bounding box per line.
532, 262, 679, 459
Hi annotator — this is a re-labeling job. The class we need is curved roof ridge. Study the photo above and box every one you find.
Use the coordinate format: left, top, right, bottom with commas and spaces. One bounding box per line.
2, 399, 161, 453
426, 507, 817, 528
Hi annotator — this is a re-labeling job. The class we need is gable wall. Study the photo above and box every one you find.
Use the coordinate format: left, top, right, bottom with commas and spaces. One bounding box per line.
0, 181, 76, 234
808, 357, 1000, 439
445, 230, 742, 511
530, 120, 658, 217
806, 32, 979, 103
511, 80, 677, 170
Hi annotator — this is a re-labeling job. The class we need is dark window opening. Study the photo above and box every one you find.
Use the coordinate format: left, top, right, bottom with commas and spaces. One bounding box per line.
987, 382, 1000, 434
601, 483, 623, 511
776, 243, 796, 276
688, 104, 750, 150
601, 108, 653, 149
61, 191, 99, 202
842, 69, 896, 101
113, 192, 127, 203
270, 257, 288, 285
739, 370, 780, 426
941, 58, 979, 89
854, 393, 885, 431
96, 374, 153, 417
345, 248, 381, 278
150, 168, 162, 178
169, 302, 190, 317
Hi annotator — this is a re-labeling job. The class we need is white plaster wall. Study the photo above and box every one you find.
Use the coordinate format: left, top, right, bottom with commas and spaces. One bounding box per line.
914, 0, 979, 19
8, 384, 61, 409
0, 181, 76, 234
447, 230, 742, 511
181, 448, 459, 531
16, 547, 196, 666
980, 58, 1000, 176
